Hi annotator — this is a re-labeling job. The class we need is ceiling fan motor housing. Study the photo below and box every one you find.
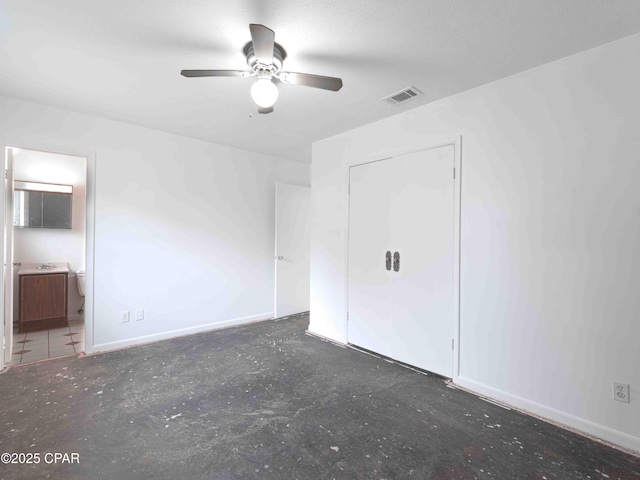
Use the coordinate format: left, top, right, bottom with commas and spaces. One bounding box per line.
244, 42, 286, 78
180, 24, 342, 114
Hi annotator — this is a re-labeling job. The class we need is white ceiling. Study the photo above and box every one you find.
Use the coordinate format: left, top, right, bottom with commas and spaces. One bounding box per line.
1, 1, 640, 163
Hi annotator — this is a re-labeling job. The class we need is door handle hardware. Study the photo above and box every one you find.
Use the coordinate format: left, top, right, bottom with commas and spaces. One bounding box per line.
393, 251, 400, 272
385, 251, 391, 271
276, 255, 284, 260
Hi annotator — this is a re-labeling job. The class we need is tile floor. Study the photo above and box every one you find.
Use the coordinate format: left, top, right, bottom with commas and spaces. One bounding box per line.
11, 319, 84, 365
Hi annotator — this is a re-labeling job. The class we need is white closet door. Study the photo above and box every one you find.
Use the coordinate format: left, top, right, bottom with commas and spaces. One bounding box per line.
348, 145, 455, 377
348, 159, 395, 358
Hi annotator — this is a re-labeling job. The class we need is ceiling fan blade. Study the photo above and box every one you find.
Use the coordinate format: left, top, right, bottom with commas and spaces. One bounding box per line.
258, 106, 274, 114
249, 24, 275, 64
278, 72, 343, 91
181, 70, 251, 78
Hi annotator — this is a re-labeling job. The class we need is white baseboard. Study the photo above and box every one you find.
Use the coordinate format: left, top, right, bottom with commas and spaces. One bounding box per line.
89, 312, 274, 354
455, 376, 640, 454
305, 329, 347, 347
307, 324, 346, 344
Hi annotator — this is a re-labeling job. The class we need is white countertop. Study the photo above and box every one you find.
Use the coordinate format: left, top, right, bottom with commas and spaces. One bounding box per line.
18, 262, 69, 276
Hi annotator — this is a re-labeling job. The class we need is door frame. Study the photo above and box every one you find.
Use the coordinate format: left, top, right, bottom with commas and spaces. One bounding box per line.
345, 136, 462, 380
3, 148, 14, 364
0, 139, 96, 371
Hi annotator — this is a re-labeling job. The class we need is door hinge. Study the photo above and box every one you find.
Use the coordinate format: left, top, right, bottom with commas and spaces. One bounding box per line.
452, 338, 454, 350
4, 169, 7, 180
453, 168, 456, 179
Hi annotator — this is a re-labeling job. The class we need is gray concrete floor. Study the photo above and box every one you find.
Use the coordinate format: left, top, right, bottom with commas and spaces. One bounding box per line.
0, 313, 638, 479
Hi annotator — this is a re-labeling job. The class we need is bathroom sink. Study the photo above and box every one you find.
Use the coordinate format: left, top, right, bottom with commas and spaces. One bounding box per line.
18, 262, 70, 276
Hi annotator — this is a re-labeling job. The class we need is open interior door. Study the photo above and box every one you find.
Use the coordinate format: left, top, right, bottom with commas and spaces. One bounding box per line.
274, 182, 311, 318
3, 147, 14, 367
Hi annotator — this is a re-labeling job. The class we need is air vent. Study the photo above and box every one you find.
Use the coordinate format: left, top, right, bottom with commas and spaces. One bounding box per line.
381, 86, 423, 106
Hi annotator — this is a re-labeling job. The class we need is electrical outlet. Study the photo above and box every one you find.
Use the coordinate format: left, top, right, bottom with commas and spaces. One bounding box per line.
135, 309, 144, 321
121, 311, 130, 323
613, 381, 630, 403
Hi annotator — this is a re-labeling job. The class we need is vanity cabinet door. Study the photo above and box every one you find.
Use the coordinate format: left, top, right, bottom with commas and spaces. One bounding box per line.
19, 273, 68, 332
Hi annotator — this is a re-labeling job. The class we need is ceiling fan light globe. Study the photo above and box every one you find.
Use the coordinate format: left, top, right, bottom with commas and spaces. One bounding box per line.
251, 78, 279, 108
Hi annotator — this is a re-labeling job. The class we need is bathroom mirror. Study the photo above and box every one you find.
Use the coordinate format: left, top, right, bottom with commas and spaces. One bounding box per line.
14, 181, 73, 229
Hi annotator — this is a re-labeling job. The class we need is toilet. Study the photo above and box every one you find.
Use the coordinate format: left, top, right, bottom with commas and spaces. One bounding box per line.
76, 269, 86, 297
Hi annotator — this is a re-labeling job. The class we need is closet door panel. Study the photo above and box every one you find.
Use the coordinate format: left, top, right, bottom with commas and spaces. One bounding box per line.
347, 159, 394, 357
389, 146, 455, 376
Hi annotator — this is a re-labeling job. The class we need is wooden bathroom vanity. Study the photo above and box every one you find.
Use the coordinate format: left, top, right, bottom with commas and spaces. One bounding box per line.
18, 263, 69, 333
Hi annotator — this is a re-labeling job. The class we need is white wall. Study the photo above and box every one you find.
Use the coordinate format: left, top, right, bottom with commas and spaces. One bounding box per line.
0, 95, 309, 353
310, 33, 640, 452
12, 149, 86, 321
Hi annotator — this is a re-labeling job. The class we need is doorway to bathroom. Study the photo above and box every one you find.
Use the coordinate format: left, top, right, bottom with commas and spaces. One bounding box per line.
3, 146, 88, 367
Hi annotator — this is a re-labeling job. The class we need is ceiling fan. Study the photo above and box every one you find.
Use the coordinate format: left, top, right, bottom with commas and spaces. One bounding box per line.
181, 24, 343, 114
